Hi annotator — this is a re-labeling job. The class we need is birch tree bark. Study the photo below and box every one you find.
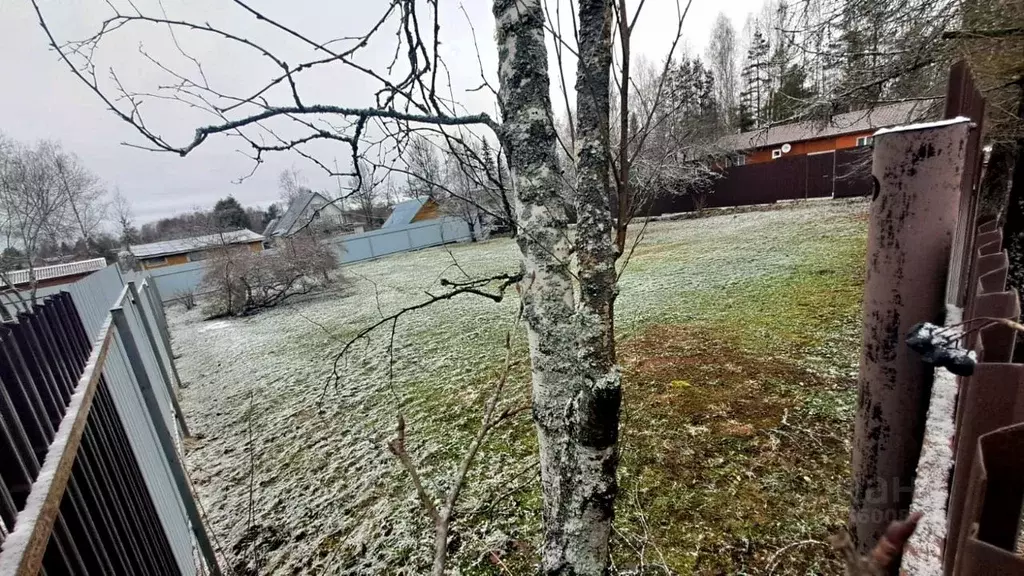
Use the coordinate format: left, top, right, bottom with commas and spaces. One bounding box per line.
33, 0, 627, 568
494, 0, 620, 573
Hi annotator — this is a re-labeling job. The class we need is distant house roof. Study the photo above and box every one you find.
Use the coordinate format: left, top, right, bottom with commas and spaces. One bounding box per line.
270, 191, 334, 236
382, 197, 428, 229
263, 217, 280, 235
3, 257, 107, 287
129, 229, 264, 259
719, 101, 939, 152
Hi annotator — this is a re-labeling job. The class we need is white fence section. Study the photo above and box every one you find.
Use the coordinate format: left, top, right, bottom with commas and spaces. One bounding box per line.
136, 216, 474, 302
7, 265, 201, 574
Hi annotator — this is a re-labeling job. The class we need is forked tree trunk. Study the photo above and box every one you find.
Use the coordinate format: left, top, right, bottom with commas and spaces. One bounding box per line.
493, 0, 620, 574
566, 0, 621, 572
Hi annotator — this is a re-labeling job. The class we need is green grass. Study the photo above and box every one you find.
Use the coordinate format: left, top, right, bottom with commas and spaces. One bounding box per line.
174, 200, 869, 575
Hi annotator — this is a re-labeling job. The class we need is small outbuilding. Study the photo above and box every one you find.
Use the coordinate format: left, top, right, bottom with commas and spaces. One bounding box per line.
128, 230, 265, 270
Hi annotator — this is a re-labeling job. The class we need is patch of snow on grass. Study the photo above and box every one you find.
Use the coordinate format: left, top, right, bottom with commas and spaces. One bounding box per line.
170, 200, 869, 574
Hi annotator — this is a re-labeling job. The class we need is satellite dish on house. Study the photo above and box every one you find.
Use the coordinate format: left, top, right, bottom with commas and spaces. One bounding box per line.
781, 143, 792, 153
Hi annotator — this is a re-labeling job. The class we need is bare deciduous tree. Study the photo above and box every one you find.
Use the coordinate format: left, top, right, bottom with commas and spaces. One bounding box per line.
349, 159, 380, 228
202, 235, 337, 317
706, 12, 740, 129
0, 137, 107, 307
31, 0, 683, 572
404, 135, 445, 200
441, 152, 484, 241
112, 188, 135, 249
278, 167, 311, 205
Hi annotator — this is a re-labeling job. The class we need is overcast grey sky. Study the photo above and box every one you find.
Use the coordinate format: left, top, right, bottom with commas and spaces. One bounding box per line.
0, 0, 760, 225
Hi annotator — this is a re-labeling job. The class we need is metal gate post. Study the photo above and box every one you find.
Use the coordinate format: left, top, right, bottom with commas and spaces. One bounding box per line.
850, 118, 972, 554
112, 308, 221, 576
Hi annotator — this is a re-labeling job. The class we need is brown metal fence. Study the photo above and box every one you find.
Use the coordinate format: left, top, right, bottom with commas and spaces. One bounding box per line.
944, 60, 989, 308
932, 62, 1023, 575
939, 225, 1024, 574
642, 146, 874, 215
0, 287, 220, 575
892, 61, 1024, 575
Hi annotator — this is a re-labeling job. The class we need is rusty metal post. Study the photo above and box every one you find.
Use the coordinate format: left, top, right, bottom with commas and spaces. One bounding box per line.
850, 118, 972, 554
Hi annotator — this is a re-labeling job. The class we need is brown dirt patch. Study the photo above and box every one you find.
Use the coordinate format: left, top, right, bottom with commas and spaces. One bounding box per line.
621, 324, 831, 432
615, 324, 852, 574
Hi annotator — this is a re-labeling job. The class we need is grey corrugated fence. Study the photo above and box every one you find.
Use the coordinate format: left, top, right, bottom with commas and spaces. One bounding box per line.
144, 216, 474, 302
0, 265, 220, 575
326, 216, 473, 264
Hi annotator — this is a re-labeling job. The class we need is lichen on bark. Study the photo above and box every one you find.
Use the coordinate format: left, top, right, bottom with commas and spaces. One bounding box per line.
493, 0, 621, 574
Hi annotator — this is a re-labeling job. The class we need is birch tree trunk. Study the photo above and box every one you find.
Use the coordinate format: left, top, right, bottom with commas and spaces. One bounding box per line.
494, 0, 620, 573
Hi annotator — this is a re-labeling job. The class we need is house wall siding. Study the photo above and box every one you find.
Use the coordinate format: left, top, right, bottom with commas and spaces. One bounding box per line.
142, 253, 189, 269
411, 200, 440, 222
743, 129, 875, 164
140, 241, 263, 269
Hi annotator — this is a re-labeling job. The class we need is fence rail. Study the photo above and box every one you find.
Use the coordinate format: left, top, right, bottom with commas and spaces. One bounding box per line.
0, 267, 220, 575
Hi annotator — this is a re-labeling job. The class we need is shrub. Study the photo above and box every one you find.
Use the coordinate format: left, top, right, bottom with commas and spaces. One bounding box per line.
177, 289, 197, 310
201, 236, 338, 317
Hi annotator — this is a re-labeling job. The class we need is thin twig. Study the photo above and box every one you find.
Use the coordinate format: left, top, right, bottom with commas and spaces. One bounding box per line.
388, 298, 526, 575
319, 271, 522, 407
765, 539, 827, 575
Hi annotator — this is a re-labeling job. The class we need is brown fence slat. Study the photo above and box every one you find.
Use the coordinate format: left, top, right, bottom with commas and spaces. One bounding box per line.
951, 423, 1024, 575
945, 363, 1024, 572
943, 60, 988, 306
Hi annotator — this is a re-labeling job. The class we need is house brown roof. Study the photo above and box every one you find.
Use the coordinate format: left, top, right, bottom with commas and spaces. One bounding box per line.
719, 101, 939, 152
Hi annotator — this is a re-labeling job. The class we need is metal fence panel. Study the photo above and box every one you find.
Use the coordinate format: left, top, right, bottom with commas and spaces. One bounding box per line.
328, 216, 471, 265
900, 61, 1024, 576
147, 261, 208, 302
52, 266, 197, 575
0, 294, 187, 575
339, 235, 374, 262
944, 60, 988, 307
135, 282, 179, 390
408, 222, 444, 247
834, 148, 873, 198
135, 218, 474, 302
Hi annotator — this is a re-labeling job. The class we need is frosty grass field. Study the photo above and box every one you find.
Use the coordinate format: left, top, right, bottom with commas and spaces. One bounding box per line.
172, 199, 870, 575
